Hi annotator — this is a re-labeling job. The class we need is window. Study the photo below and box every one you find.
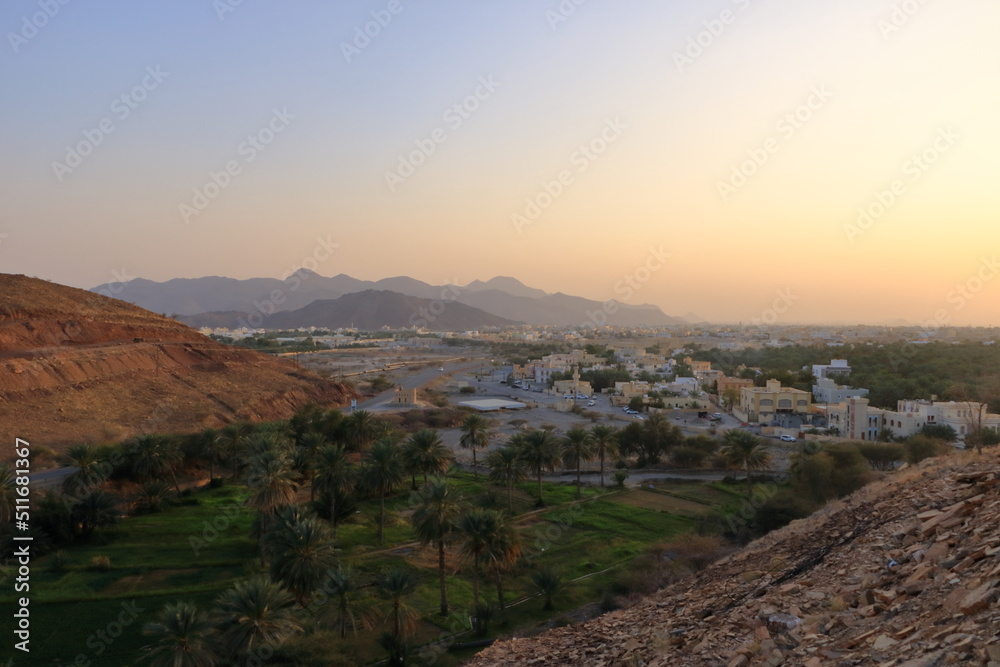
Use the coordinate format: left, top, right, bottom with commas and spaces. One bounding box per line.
760, 399, 773, 406
778, 399, 792, 409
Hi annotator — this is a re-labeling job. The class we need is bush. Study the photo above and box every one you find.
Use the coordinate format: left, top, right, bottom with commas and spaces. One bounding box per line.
791, 443, 872, 503
857, 442, 905, 471
612, 471, 629, 488
670, 446, 708, 468
753, 490, 814, 534
904, 435, 948, 464
459, 386, 477, 394
88, 555, 111, 571
921, 424, 957, 442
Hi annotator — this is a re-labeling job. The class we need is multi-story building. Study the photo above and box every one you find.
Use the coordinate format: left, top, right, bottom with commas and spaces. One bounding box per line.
822, 398, 1000, 441
812, 377, 869, 404
735, 379, 812, 424
811, 359, 851, 380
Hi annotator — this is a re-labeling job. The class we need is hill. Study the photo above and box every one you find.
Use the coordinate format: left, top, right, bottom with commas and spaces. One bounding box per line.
471, 449, 1000, 666
0, 274, 355, 452
264, 290, 517, 331
93, 273, 684, 328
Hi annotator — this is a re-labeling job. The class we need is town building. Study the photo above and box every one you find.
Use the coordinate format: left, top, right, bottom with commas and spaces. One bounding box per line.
735, 379, 812, 424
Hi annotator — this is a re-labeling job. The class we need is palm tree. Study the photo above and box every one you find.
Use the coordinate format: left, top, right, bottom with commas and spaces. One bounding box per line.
459, 414, 493, 480
244, 449, 299, 557
267, 515, 339, 606
311, 444, 356, 543
515, 430, 561, 506
457, 508, 503, 608
531, 567, 565, 611
486, 445, 527, 514
198, 428, 226, 483
214, 577, 302, 662
561, 428, 595, 499
71, 489, 118, 538
142, 601, 219, 667
411, 481, 464, 616
294, 432, 327, 500
362, 438, 405, 544
0, 464, 15, 524
326, 567, 371, 639
401, 429, 452, 488
61, 443, 109, 496
129, 435, 184, 494
377, 569, 419, 642
481, 515, 521, 620
344, 410, 379, 451
589, 424, 620, 487
220, 422, 251, 480
721, 430, 772, 493
137, 480, 171, 513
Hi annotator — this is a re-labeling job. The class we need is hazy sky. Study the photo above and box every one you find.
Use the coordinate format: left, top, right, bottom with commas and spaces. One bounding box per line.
1, 0, 998, 326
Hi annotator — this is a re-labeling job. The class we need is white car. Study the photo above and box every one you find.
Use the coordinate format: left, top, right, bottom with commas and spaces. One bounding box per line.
587, 400, 596, 406
780, 434, 797, 442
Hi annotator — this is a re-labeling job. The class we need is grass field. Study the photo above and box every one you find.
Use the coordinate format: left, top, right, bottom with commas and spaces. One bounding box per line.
0, 474, 717, 666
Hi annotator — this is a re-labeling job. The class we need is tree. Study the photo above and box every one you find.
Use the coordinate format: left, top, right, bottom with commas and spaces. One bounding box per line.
720, 430, 772, 493
589, 424, 619, 488
220, 422, 252, 480
142, 601, 219, 667
458, 508, 503, 608
515, 430, 561, 506
486, 446, 527, 514
561, 428, 595, 499
402, 429, 452, 488
722, 388, 740, 412
214, 577, 302, 662
481, 514, 521, 620
628, 396, 645, 412
530, 567, 564, 611
294, 432, 327, 500
61, 444, 109, 496
377, 569, 419, 662
460, 413, 494, 480
344, 410, 379, 451
411, 481, 464, 616
0, 464, 15, 524
129, 435, 184, 494
266, 513, 339, 606
325, 567, 372, 639
311, 444, 357, 543
71, 489, 118, 538
244, 449, 299, 557
362, 438, 405, 544
197, 428, 227, 483
921, 423, 957, 442
857, 442, 905, 471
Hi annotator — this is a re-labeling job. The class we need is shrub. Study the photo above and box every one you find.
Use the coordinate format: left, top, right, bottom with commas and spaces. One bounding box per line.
753, 490, 814, 534
612, 471, 629, 489
791, 443, 872, 503
670, 446, 708, 468
88, 555, 111, 571
904, 435, 948, 464
857, 442, 905, 471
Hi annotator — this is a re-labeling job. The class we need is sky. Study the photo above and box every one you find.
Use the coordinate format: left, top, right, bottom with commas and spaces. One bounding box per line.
1, 0, 998, 326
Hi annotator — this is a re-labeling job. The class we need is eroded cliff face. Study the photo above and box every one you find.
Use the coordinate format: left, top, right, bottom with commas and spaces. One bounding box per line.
0, 274, 356, 453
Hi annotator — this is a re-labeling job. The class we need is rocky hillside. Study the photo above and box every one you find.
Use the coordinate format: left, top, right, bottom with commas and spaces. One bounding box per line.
0, 274, 355, 453
470, 449, 1000, 666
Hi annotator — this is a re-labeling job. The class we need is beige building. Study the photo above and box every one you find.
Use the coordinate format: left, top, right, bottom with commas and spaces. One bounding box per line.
821, 397, 1000, 441
735, 379, 812, 424
553, 379, 594, 397
717, 376, 755, 396
684, 357, 712, 373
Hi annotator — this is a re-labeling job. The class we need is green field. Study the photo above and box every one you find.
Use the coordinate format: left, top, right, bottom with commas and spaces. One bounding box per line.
0, 476, 718, 666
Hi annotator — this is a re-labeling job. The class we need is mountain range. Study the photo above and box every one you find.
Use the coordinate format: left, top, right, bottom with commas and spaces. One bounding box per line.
90, 273, 685, 330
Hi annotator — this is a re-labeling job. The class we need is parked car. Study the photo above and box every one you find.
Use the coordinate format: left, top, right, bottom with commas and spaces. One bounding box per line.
780, 434, 797, 442
587, 400, 596, 406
